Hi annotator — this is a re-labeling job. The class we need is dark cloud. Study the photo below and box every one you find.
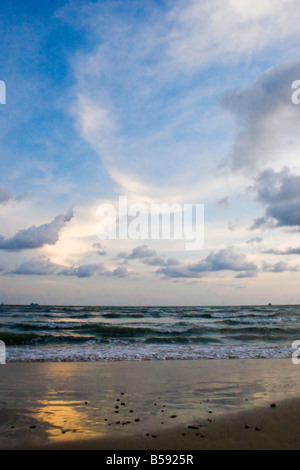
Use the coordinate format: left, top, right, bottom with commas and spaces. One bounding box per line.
0, 185, 12, 204
247, 237, 263, 245
262, 261, 300, 273
157, 248, 258, 279
191, 248, 257, 273
143, 257, 181, 267
10, 258, 59, 276
156, 265, 202, 280
222, 61, 300, 172
217, 197, 230, 208
112, 266, 130, 278
93, 242, 107, 256
265, 247, 300, 255
10, 258, 128, 279
117, 245, 157, 261
59, 264, 105, 278
235, 271, 258, 279
252, 169, 300, 229
0, 209, 74, 252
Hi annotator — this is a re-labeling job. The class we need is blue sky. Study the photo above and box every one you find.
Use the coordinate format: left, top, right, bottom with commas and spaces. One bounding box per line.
1, 0, 300, 305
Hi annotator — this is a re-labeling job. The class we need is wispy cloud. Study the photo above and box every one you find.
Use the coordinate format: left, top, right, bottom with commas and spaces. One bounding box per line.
167, 0, 300, 70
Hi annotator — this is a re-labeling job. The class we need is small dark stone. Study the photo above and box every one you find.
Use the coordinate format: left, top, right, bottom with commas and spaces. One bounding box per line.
270, 403, 277, 408
188, 425, 200, 430
85, 402, 88, 405
245, 425, 250, 429
129, 410, 134, 413
170, 415, 177, 419
135, 418, 140, 422
121, 402, 125, 406
255, 427, 262, 432
115, 405, 119, 409
146, 433, 150, 436
29, 426, 36, 430
121, 392, 124, 395
152, 434, 158, 438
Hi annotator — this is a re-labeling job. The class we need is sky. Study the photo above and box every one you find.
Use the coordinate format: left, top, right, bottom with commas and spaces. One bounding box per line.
1, 0, 300, 306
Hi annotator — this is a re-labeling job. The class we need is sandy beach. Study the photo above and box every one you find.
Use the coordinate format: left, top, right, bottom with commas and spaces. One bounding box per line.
0, 359, 300, 450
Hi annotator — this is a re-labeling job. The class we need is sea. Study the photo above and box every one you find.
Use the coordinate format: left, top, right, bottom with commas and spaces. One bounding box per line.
0, 305, 298, 362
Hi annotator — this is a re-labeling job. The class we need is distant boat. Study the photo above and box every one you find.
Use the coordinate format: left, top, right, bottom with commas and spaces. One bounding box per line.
30, 303, 39, 308
268, 303, 272, 307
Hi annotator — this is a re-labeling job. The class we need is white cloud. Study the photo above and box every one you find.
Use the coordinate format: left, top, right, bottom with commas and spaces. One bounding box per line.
167, 0, 300, 70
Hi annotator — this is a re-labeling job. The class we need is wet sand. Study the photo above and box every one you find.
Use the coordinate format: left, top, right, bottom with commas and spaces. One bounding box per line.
0, 359, 299, 450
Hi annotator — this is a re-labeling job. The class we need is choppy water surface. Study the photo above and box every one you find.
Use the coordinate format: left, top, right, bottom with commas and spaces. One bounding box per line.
0, 305, 298, 361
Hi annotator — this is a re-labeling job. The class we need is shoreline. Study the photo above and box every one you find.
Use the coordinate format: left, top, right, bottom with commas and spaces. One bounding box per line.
44, 396, 300, 450
0, 359, 299, 450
